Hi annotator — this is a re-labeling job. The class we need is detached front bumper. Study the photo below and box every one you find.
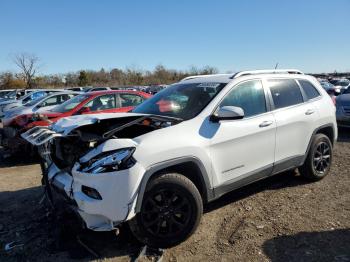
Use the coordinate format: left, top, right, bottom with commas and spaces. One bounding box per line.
47, 160, 145, 231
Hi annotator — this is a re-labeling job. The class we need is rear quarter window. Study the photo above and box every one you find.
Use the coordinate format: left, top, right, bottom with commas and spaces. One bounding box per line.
298, 80, 320, 100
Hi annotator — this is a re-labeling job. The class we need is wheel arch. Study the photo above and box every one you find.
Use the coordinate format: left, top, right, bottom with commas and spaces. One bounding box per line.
134, 157, 214, 213
302, 123, 336, 165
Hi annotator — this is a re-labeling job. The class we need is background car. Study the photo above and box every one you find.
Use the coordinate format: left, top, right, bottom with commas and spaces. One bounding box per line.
336, 87, 350, 128
334, 79, 350, 92
0, 90, 151, 154
0, 89, 14, 99
319, 81, 339, 93
0, 89, 62, 117
85, 87, 111, 92
1, 91, 79, 126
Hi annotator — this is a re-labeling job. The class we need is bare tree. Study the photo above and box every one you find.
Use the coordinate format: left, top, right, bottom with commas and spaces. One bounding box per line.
13, 53, 39, 88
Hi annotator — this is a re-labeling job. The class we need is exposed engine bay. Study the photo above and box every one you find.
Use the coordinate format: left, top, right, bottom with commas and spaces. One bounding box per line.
22, 114, 182, 170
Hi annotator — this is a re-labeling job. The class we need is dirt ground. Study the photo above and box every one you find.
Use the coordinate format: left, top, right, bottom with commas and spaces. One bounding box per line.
0, 129, 349, 262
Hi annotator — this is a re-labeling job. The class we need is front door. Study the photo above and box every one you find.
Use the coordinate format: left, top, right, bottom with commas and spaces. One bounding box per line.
209, 79, 276, 190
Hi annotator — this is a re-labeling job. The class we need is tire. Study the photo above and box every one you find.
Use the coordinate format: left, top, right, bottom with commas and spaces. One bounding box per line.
128, 173, 203, 248
299, 134, 333, 181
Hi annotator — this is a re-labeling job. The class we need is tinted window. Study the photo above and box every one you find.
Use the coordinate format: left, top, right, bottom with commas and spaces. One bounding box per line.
219, 80, 266, 117
268, 79, 303, 109
84, 94, 116, 111
299, 80, 320, 100
133, 82, 226, 120
119, 94, 145, 107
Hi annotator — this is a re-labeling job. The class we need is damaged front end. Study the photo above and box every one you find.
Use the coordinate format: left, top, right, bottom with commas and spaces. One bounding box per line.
21, 113, 181, 231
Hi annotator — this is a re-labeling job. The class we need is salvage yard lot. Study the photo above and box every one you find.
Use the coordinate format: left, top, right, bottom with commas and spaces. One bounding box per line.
0, 129, 349, 261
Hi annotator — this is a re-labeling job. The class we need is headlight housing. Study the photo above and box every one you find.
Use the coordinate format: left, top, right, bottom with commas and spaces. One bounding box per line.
80, 147, 135, 174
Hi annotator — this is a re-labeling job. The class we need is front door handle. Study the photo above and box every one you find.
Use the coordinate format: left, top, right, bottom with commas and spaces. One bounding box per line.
259, 121, 273, 128
305, 109, 315, 115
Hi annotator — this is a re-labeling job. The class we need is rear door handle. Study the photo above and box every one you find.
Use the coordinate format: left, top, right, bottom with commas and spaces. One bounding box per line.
305, 109, 315, 115
259, 121, 273, 128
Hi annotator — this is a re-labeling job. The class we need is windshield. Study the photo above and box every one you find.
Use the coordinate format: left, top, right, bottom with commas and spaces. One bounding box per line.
24, 95, 47, 106
0, 91, 11, 98
51, 94, 90, 113
3, 90, 17, 99
133, 82, 226, 120
21, 91, 46, 104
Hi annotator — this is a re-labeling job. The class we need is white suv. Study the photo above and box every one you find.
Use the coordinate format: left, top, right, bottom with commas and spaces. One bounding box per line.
22, 69, 337, 248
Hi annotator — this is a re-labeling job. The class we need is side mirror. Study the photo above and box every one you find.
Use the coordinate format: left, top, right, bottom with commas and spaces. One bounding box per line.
78, 107, 91, 114
210, 106, 245, 122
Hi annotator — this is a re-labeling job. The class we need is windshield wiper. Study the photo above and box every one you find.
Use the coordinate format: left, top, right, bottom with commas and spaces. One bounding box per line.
149, 114, 183, 122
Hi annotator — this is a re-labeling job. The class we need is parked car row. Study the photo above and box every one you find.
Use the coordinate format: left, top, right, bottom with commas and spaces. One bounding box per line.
317, 78, 350, 128
0, 89, 151, 154
318, 78, 350, 95
65, 85, 168, 94
19, 69, 338, 248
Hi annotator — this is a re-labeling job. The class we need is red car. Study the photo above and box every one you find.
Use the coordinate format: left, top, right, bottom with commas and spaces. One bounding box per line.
1, 90, 151, 153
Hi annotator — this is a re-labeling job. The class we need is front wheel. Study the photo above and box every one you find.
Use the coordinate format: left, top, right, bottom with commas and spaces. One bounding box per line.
299, 134, 333, 181
128, 173, 203, 248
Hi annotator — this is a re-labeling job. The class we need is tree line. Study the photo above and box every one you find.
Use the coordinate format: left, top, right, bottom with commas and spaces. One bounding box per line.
0, 53, 218, 90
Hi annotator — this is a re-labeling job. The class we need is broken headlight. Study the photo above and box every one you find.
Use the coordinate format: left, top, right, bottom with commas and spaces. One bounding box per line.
81, 148, 135, 174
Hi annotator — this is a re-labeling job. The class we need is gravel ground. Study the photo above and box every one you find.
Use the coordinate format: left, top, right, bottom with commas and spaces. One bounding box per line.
0, 128, 349, 262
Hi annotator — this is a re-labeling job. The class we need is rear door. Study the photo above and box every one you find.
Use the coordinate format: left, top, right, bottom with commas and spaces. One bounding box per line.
116, 93, 146, 112
266, 78, 319, 173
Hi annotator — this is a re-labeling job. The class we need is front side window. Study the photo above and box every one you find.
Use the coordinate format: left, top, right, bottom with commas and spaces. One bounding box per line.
84, 94, 116, 111
219, 80, 266, 117
133, 82, 226, 120
268, 79, 303, 109
298, 80, 320, 100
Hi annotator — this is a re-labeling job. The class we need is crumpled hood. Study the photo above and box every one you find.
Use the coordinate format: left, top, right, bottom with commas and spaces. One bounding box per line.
51, 112, 147, 135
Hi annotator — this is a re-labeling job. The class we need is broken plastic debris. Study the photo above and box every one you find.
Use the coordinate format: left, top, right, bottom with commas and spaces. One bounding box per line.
134, 245, 164, 262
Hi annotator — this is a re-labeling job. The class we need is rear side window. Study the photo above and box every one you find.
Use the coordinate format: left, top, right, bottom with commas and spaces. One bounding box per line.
268, 79, 303, 109
119, 94, 145, 107
298, 80, 320, 100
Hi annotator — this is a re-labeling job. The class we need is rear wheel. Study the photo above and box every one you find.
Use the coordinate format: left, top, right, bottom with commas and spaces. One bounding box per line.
129, 173, 203, 248
299, 134, 333, 181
